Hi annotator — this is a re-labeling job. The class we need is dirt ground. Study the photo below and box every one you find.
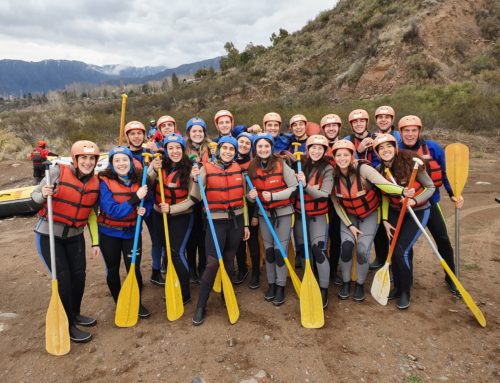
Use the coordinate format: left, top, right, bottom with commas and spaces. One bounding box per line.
0, 155, 498, 383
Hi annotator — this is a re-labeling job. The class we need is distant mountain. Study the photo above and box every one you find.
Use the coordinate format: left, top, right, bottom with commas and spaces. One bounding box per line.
0, 58, 220, 96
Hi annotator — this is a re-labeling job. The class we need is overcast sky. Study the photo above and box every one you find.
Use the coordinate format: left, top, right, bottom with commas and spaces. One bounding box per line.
0, 0, 335, 68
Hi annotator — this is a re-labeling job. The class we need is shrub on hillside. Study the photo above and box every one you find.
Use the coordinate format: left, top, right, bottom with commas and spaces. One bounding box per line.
407, 53, 440, 80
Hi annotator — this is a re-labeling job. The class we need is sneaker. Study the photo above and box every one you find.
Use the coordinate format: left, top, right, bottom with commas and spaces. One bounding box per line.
388, 288, 401, 300
69, 325, 92, 343
332, 273, 343, 286
338, 282, 350, 300
192, 307, 205, 326
138, 304, 151, 319
321, 288, 329, 309
397, 291, 411, 310
272, 285, 285, 306
352, 283, 365, 302
445, 278, 462, 298
150, 270, 165, 286
234, 270, 249, 285
264, 284, 276, 301
75, 314, 97, 327
249, 274, 260, 289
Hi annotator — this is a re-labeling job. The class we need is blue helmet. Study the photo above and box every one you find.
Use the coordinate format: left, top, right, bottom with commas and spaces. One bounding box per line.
163, 133, 186, 150
217, 136, 238, 159
186, 117, 207, 133
236, 131, 253, 142
108, 145, 134, 176
252, 132, 274, 150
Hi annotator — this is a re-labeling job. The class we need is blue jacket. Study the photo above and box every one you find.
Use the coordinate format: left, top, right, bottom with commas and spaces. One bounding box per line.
98, 178, 153, 239
274, 133, 293, 153
399, 139, 453, 205
212, 125, 247, 143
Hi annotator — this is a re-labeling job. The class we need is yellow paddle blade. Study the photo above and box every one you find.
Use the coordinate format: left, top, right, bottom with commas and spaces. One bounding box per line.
288, 240, 296, 269
115, 264, 140, 327
445, 143, 469, 199
213, 268, 222, 293
219, 261, 239, 324
300, 261, 324, 329
46, 280, 70, 356
165, 261, 184, 321
370, 263, 390, 306
440, 259, 486, 327
284, 258, 301, 298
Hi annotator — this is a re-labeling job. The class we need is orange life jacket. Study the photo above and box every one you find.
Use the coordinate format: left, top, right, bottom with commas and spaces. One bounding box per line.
384, 172, 428, 209
346, 134, 377, 164
39, 164, 99, 227
295, 167, 329, 216
155, 168, 189, 205
237, 157, 251, 172
251, 160, 291, 210
417, 142, 443, 187
334, 166, 380, 219
97, 177, 139, 228
205, 162, 244, 211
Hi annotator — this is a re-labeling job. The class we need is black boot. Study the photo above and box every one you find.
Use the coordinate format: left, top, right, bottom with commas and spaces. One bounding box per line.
139, 303, 151, 319
75, 314, 97, 327
150, 269, 165, 286
321, 288, 329, 309
249, 273, 260, 289
338, 282, 350, 300
388, 288, 401, 300
264, 283, 276, 301
192, 307, 205, 326
353, 283, 365, 302
445, 278, 462, 298
397, 291, 411, 310
273, 285, 285, 306
234, 270, 249, 285
332, 273, 343, 286
69, 325, 92, 343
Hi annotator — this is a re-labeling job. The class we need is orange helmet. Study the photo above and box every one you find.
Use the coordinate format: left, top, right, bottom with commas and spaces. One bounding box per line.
214, 110, 234, 128
320, 114, 342, 129
263, 112, 282, 126
37, 140, 47, 148
332, 139, 356, 155
157, 115, 177, 128
289, 114, 307, 127
306, 134, 329, 150
71, 140, 100, 165
373, 134, 398, 154
398, 115, 422, 132
375, 105, 395, 119
124, 121, 146, 136
348, 109, 369, 125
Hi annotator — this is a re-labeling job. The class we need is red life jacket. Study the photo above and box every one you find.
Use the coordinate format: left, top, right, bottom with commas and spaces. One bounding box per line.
295, 167, 329, 216
237, 157, 251, 172
347, 134, 376, 164
31, 147, 48, 165
333, 165, 380, 219
325, 146, 337, 168
39, 164, 99, 227
97, 177, 139, 228
417, 142, 443, 187
155, 169, 189, 205
383, 172, 428, 209
251, 160, 291, 210
205, 162, 244, 211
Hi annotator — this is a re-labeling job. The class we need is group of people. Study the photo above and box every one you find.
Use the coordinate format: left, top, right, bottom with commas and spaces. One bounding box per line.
31, 105, 464, 343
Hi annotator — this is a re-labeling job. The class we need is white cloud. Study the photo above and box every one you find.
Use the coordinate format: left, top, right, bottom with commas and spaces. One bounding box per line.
0, 0, 335, 67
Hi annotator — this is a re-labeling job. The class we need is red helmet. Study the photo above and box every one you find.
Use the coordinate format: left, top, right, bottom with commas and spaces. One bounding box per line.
37, 140, 47, 148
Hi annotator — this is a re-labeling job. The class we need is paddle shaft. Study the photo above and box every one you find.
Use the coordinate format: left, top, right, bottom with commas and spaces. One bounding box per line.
45, 167, 57, 280
384, 163, 420, 265
456, 207, 460, 279
295, 157, 310, 261
156, 160, 174, 260
130, 156, 150, 265
118, 93, 128, 146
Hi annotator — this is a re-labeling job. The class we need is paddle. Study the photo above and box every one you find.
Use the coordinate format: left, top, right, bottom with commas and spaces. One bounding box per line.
115, 152, 152, 327
155, 153, 184, 321
192, 161, 239, 324
445, 143, 469, 279
244, 174, 301, 297
118, 93, 128, 146
44, 163, 70, 356
386, 171, 485, 327
292, 143, 324, 329
209, 142, 217, 162
370, 157, 423, 306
